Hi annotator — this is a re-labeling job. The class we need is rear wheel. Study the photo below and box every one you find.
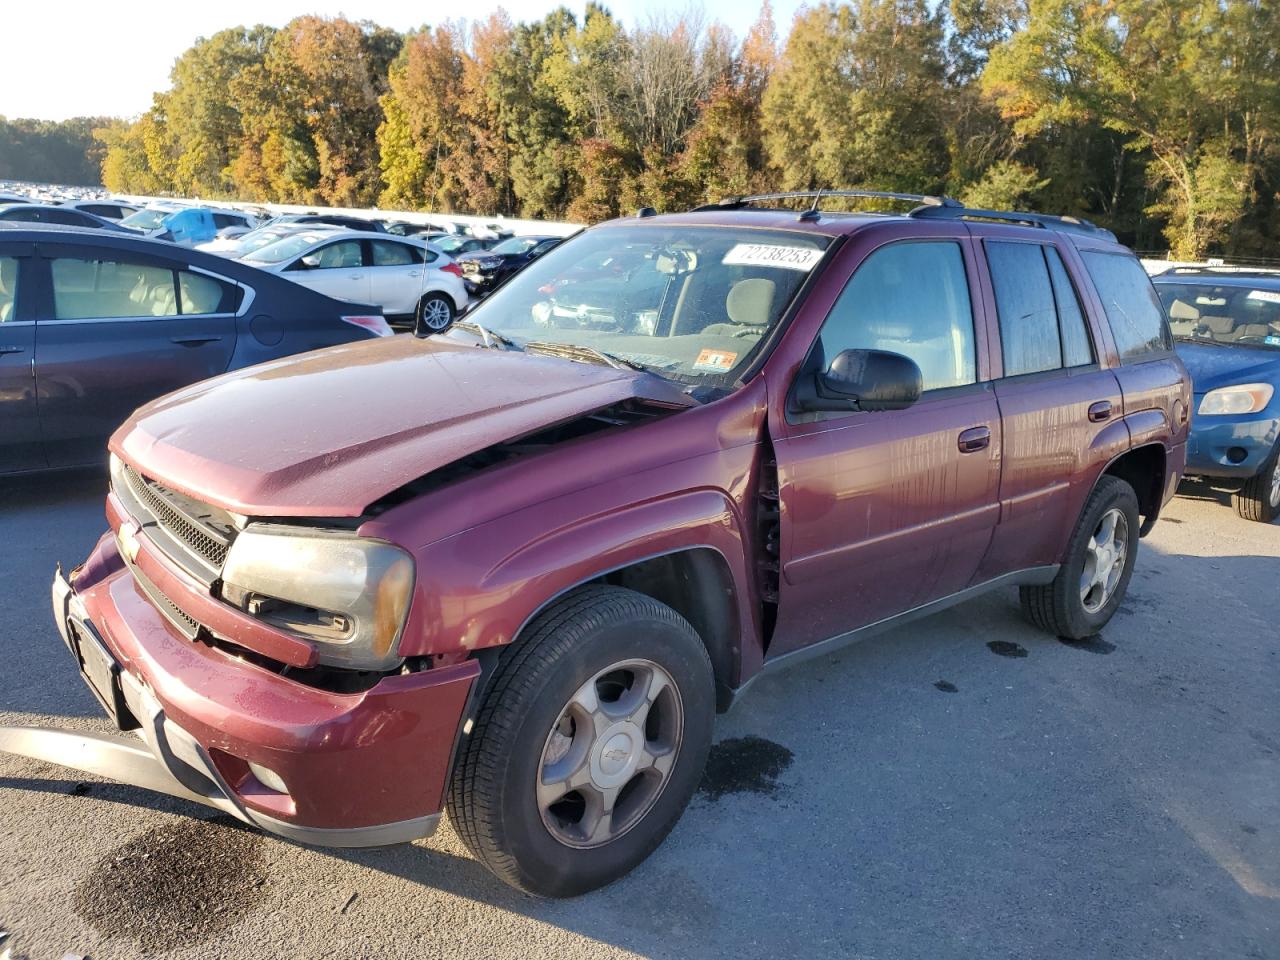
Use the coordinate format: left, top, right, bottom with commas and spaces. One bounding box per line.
1232, 448, 1280, 523
417, 292, 455, 333
447, 586, 714, 897
1021, 475, 1140, 639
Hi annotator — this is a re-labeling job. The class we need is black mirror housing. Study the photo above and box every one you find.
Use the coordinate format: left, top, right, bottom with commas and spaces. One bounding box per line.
796, 348, 923, 413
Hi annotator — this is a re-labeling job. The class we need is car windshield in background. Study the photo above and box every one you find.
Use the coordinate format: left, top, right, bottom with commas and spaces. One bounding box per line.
119, 208, 171, 231
1157, 281, 1280, 350
452, 224, 831, 384
490, 237, 541, 255
243, 232, 330, 264
433, 236, 472, 252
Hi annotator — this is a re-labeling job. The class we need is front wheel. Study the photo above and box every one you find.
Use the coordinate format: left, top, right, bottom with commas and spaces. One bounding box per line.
1232, 448, 1280, 523
447, 586, 714, 897
416, 292, 455, 333
1021, 475, 1140, 639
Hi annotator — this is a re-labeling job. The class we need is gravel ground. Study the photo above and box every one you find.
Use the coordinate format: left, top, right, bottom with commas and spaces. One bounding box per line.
0, 470, 1276, 960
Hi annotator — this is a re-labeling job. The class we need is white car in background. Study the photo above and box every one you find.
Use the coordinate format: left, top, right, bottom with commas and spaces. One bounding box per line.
197, 221, 335, 258
242, 229, 469, 328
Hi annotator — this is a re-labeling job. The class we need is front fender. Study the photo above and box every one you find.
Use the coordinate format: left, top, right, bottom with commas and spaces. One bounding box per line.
393, 487, 760, 669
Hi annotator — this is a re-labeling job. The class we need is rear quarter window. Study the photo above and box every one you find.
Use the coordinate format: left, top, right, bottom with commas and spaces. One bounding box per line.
1081, 251, 1172, 359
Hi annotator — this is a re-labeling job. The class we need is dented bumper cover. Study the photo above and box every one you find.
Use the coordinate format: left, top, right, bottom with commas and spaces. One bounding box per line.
0, 534, 478, 847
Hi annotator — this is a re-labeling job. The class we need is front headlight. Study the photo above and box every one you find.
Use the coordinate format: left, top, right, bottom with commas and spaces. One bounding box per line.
220, 525, 415, 671
1198, 383, 1275, 416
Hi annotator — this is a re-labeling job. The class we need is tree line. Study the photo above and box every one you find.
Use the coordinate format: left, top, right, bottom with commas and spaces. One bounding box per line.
0, 116, 111, 187
82, 0, 1280, 258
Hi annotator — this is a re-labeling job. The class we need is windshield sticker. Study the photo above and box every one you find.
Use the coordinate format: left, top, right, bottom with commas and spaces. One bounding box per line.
722, 243, 823, 272
1247, 289, 1280, 304
693, 348, 738, 372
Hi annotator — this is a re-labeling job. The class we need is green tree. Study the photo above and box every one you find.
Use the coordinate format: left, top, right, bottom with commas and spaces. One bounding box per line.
762, 0, 951, 195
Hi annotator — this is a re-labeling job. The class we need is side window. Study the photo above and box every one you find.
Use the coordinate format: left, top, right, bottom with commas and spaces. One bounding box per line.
48, 209, 88, 226
1081, 251, 1173, 359
311, 241, 363, 269
0, 256, 18, 323
178, 271, 240, 314
370, 240, 417, 266
212, 213, 241, 229
51, 257, 177, 320
818, 241, 976, 392
986, 241, 1096, 376
1045, 248, 1093, 367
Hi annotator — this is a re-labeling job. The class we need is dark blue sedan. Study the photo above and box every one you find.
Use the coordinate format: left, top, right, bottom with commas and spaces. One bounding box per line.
0, 225, 391, 474
1153, 267, 1280, 522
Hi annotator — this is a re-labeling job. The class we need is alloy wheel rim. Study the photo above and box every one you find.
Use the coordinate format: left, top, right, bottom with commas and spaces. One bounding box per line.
421, 298, 452, 331
1080, 507, 1129, 613
1269, 459, 1280, 508
537, 658, 683, 849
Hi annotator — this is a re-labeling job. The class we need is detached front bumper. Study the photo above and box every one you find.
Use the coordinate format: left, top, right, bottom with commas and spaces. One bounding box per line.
0, 536, 478, 848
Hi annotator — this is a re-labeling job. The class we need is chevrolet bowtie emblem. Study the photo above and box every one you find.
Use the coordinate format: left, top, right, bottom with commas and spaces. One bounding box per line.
117, 522, 141, 564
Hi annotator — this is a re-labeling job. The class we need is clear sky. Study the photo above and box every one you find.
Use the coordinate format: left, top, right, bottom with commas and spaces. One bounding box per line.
0, 0, 803, 121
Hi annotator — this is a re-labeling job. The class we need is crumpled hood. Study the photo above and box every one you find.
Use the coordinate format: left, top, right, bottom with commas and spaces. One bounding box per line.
112, 336, 692, 517
1176, 340, 1280, 395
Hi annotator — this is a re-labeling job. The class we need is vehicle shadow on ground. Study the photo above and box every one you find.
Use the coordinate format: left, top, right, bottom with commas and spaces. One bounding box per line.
0, 465, 107, 510
1175, 477, 1239, 509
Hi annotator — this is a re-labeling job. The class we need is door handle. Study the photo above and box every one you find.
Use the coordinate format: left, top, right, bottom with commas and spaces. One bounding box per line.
0, 345, 24, 354
170, 336, 223, 347
958, 426, 991, 453
1088, 400, 1112, 423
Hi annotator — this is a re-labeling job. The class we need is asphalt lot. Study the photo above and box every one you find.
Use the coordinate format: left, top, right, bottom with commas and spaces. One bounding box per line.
0, 470, 1277, 960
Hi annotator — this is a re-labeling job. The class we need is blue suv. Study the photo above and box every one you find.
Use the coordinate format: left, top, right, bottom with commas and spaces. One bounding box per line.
1153, 267, 1280, 522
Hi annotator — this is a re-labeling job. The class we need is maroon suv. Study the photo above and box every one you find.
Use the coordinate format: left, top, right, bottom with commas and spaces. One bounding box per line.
5, 192, 1190, 897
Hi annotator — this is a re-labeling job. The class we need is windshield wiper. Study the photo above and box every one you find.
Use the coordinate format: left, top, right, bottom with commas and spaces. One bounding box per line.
524, 341, 649, 372
453, 320, 521, 351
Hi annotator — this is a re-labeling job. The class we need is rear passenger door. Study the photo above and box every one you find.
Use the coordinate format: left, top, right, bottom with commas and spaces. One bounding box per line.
33, 244, 239, 467
366, 239, 425, 315
0, 242, 42, 472
973, 236, 1128, 577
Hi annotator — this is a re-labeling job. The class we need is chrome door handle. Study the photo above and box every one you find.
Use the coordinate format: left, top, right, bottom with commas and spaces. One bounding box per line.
1088, 400, 1112, 422
958, 426, 991, 453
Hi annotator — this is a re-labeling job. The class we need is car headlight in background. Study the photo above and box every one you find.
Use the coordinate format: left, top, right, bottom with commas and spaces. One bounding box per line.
1197, 383, 1275, 416
220, 525, 415, 672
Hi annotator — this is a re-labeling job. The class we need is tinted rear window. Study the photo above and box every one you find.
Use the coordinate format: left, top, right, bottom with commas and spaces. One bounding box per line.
1081, 251, 1172, 359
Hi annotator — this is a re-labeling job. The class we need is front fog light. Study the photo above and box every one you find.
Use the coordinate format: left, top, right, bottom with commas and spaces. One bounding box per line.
248, 761, 288, 794
221, 525, 415, 671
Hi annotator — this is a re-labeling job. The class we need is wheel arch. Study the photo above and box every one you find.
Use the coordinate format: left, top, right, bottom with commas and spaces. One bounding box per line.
1100, 442, 1167, 535
512, 547, 745, 714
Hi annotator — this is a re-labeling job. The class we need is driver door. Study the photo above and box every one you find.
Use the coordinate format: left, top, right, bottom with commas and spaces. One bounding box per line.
768, 235, 1003, 657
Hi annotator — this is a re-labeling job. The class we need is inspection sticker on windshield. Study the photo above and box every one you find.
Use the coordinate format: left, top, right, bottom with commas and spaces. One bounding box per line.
1247, 289, 1280, 304
722, 243, 823, 271
694, 349, 738, 372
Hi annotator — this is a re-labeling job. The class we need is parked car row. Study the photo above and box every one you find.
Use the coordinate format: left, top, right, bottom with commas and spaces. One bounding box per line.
1, 192, 1204, 902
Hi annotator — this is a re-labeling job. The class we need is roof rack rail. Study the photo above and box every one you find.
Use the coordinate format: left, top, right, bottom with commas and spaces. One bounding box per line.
908, 204, 1116, 240
692, 190, 960, 215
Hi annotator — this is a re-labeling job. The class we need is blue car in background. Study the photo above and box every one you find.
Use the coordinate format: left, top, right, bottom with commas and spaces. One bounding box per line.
1152, 267, 1280, 522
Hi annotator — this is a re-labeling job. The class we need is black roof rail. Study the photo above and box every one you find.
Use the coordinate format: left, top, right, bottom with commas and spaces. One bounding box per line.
909, 204, 1116, 240
692, 190, 960, 216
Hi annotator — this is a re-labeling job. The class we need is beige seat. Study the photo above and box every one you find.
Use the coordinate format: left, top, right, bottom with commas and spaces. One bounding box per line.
1201, 315, 1236, 337
0, 258, 15, 323
701, 278, 776, 338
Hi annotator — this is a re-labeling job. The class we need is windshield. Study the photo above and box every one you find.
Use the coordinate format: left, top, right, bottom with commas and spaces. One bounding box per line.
491, 237, 541, 255
243, 232, 331, 265
236, 228, 301, 255
449, 224, 831, 385
1157, 280, 1280, 350
120, 207, 172, 231
433, 235, 474, 253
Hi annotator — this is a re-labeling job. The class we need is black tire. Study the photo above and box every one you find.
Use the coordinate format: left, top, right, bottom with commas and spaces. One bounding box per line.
1232, 448, 1280, 523
447, 585, 714, 897
416, 292, 455, 332
1020, 475, 1140, 639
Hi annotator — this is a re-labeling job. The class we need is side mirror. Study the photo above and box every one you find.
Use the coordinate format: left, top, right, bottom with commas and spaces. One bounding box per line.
794, 348, 922, 413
